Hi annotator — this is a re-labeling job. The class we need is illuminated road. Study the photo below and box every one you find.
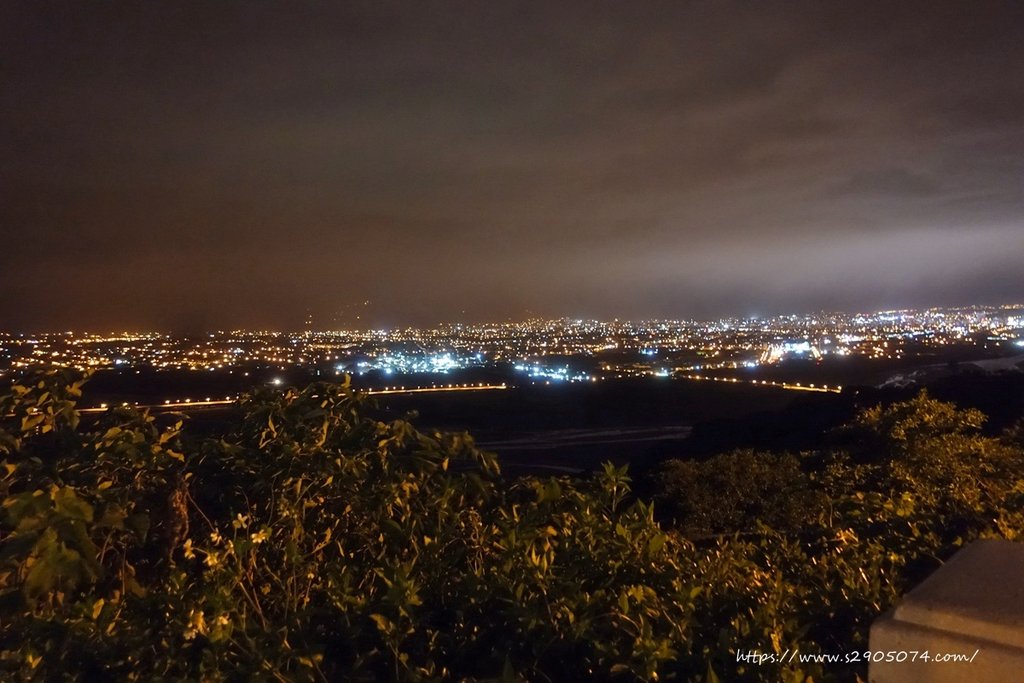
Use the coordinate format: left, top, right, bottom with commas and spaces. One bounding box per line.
368, 383, 506, 396
74, 374, 839, 416
79, 383, 508, 413
679, 374, 842, 393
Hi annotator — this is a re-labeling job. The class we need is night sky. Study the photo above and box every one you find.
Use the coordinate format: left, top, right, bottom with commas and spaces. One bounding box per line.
2, 1, 1022, 331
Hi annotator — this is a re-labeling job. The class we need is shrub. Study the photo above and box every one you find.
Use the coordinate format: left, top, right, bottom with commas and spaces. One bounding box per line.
1, 372, 697, 681
3, 372, 1023, 681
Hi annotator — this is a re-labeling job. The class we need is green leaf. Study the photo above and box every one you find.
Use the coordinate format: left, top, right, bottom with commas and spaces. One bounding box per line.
369, 613, 394, 634
648, 533, 666, 554
53, 488, 93, 522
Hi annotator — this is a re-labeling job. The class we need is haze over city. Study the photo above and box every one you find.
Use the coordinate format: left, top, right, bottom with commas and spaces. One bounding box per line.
3, 1, 1022, 331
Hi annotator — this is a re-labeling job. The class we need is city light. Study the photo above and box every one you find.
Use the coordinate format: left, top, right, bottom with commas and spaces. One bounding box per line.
1, 305, 1021, 386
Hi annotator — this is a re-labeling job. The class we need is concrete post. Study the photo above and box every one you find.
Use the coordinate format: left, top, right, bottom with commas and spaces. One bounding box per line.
869, 539, 1024, 682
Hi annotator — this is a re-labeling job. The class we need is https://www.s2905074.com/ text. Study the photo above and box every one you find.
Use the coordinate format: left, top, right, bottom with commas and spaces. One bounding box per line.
736, 648, 980, 666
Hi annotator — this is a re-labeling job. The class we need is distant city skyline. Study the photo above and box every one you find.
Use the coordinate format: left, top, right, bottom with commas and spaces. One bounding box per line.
1, 301, 1021, 336
2, 2, 1022, 330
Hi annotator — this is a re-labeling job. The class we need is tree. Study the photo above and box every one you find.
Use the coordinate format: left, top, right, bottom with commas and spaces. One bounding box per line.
651, 450, 823, 536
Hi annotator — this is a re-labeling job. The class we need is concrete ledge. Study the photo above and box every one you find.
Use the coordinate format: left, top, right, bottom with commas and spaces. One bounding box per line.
869, 539, 1024, 682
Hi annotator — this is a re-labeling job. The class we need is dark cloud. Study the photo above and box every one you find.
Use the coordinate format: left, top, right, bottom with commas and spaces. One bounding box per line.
1, 1, 1022, 330
831, 168, 939, 198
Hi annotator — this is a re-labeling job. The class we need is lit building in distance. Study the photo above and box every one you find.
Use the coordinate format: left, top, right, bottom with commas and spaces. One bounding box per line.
760, 340, 822, 364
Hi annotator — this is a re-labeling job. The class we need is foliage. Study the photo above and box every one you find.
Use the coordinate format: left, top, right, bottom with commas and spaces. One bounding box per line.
2, 372, 1024, 681
652, 391, 1024, 680
651, 450, 824, 536
1, 372, 698, 681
